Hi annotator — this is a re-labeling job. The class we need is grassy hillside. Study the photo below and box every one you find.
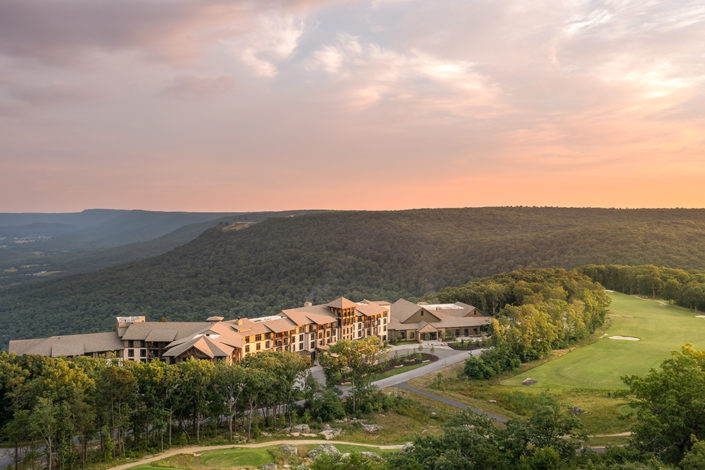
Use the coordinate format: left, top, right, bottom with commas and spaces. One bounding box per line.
3, 207, 705, 349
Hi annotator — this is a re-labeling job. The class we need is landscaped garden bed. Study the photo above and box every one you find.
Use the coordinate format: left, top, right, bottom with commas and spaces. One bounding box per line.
379, 352, 438, 374
447, 339, 488, 351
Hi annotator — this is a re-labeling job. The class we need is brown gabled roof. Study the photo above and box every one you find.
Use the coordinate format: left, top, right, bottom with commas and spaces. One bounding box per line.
264, 318, 297, 333
356, 303, 387, 317
280, 309, 314, 326
390, 298, 422, 323
418, 323, 438, 333
325, 297, 357, 309
9, 332, 124, 357
122, 322, 212, 341
226, 319, 272, 336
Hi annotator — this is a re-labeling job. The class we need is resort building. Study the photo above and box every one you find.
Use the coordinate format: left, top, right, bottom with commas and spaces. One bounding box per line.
8, 297, 489, 363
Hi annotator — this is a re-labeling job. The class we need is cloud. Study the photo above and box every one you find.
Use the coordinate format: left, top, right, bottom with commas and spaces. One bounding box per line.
0, 0, 325, 66
222, 13, 305, 77
160, 74, 235, 99
305, 33, 499, 112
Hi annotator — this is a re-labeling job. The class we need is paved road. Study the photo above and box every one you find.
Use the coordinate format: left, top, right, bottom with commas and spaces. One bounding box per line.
397, 382, 508, 423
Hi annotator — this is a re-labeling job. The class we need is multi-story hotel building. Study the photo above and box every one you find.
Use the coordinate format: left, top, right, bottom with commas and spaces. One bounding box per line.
9, 297, 489, 364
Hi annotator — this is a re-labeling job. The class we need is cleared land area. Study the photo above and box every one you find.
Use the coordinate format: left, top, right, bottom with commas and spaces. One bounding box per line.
503, 292, 705, 389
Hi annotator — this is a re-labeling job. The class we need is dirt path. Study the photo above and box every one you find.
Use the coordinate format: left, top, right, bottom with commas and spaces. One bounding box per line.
109, 440, 405, 470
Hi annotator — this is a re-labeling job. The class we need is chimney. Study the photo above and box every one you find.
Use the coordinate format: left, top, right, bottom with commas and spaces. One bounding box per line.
304, 301, 313, 307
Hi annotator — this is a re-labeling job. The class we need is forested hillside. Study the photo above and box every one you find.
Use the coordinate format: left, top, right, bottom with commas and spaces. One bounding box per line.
0, 210, 324, 287
3, 207, 705, 349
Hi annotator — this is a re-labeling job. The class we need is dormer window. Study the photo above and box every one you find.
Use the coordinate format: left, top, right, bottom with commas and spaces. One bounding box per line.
421, 311, 424, 316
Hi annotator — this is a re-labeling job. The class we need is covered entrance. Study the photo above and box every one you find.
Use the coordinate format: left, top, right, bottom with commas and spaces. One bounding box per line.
417, 323, 439, 341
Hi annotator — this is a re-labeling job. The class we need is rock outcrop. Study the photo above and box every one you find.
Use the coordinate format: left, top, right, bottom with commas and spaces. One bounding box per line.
308, 444, 341, 459
360, 423, 383, 432
279, 444, 299, 455
318, 424, 342, 440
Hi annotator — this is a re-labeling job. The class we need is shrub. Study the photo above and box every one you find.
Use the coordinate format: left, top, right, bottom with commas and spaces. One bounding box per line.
464, 346, 521, 380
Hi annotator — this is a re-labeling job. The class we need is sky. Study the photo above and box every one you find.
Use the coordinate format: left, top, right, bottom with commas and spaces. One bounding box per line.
1, 0, 704, 212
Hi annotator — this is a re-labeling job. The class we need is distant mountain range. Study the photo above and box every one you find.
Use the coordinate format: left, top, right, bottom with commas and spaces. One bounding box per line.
0, 209, 326, 287
3, 207, 705, 350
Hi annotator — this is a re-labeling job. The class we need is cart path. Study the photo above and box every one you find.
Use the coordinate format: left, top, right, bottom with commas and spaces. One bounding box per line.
109, 440, 405, 470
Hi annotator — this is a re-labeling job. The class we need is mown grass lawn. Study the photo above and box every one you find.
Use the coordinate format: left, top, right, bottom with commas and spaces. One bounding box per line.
504, 292, 705, 389
198, 448, 273, 467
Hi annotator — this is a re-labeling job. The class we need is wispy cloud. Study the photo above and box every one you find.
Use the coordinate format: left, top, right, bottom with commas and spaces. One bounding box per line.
1, 0, 704, 211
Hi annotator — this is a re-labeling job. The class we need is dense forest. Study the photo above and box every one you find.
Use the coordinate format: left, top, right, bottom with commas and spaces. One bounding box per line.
3, 207, 705, 349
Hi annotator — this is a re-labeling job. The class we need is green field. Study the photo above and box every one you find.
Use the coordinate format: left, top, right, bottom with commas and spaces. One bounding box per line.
503, 292, 705, 389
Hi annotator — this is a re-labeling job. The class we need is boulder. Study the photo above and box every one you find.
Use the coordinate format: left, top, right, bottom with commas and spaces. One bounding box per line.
399, 443, 414, 454
570, 406, 586, 415
360, 423, 383, 432
489, 400, 497, 404
262, 464, 277, 470
279, 444, 299, 456
522, 378, 538, 386
282, 424, 310, 434
319, 424, 342, 440
359, 452, 382, 460
308, 444, 341, 459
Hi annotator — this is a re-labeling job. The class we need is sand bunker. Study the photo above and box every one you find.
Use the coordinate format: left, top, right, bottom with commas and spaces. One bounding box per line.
696, 316, 705, 319
609, 314, 633, 318
609, 336, 640, 341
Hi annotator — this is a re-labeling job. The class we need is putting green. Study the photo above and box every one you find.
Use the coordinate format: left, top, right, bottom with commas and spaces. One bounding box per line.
503, 292, 705, 389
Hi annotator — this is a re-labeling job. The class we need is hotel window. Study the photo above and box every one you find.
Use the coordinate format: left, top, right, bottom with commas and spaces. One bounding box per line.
292, 344, 296, 351
327, 338, 331, 344
256, 343, 261, 351
265, 341, 270, 348
299, 334, 303, 342
383, 326, 387, 331
245, 345, 250, 353
298, 327, 304, 334
245, 336, 250, 343
326, 330, 330, 337
128, 349, 134, 358
299, 342, 304, 350
358, 323, 362, 330
255, 334, 262, 342
128, 340, 134, 348
311, 341, 316, 349
318, 332, 323, 339
140, 349, 146, 358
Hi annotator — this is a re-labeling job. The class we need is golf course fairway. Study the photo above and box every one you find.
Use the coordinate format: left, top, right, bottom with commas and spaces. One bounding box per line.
503, 291, 705, 389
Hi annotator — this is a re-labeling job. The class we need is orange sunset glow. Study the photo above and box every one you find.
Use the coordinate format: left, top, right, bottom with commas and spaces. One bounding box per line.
1, 0, 704, 211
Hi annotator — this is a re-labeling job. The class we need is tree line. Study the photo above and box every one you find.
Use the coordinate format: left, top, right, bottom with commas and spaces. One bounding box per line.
430, 268, 611, 363
0, 337, 410, 470
579, 264, 705, 311
0, 351, 313, 470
